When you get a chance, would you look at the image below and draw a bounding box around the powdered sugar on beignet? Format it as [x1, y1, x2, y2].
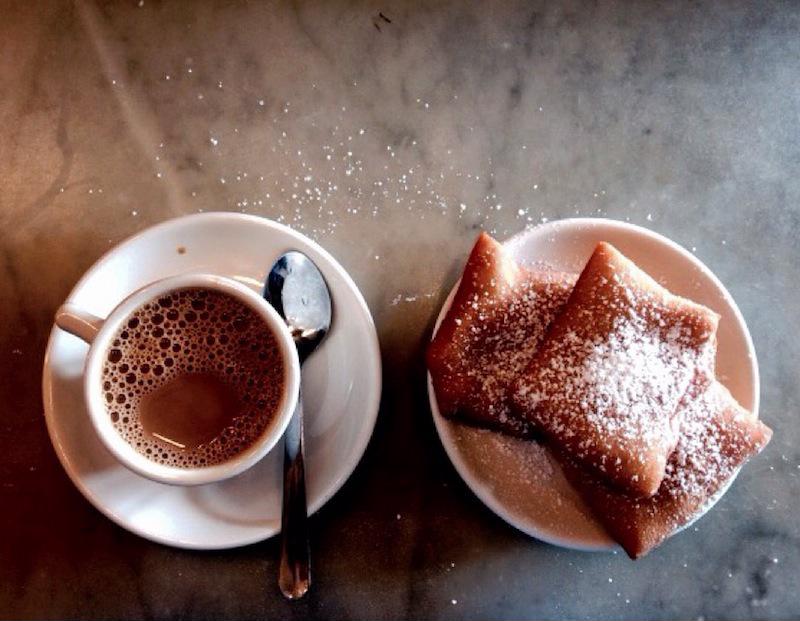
[560, 380, 771, 558]
[513, 242, 720, 497]
[427, 233, 576, 436]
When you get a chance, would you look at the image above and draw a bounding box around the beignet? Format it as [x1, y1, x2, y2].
[560, 381, 772, 558]
[427, 233, 575, 437]
[513, 242, 720, 497]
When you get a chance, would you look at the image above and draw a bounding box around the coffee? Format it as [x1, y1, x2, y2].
[101, 288, 285, 468]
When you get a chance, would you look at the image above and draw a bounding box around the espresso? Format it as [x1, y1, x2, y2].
[102, 288, 285, 468]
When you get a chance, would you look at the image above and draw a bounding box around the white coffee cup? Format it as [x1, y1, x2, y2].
[55, 273, 300, 486]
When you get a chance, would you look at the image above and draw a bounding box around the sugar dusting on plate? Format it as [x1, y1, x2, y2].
[447, 422, 611, 546]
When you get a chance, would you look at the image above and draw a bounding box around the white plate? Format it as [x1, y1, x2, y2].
[42, 212, 381, 549]
[429, 218, 759, 551]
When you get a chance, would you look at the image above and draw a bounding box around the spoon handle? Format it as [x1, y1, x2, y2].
[278, 396, 310, 600]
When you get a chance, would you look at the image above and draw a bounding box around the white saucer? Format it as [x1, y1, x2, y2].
[429, 218, 759, 551]
[42, 212, 381, 549]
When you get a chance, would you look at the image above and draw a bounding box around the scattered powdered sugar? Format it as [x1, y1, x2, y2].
[390, 292, 435, 306]
[481, 427, 554, 479]
[450, 423, 609, 543]
[161, 88, 599, 237]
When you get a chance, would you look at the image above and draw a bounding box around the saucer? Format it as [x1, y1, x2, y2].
[428, 218, 759, 551]
[42, 212, 381, 549]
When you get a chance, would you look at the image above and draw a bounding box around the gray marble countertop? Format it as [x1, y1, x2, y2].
[2, 2, 798, 619]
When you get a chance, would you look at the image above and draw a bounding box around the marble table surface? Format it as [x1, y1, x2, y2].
[2, 1, 798, 619]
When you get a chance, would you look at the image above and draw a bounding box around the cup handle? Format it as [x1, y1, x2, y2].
[55, 304, 105, 344]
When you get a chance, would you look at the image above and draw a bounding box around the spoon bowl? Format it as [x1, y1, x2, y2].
[266, 252, 332, 362]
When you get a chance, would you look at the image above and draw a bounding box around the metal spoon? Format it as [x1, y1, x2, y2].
[264, 251, 332, 600]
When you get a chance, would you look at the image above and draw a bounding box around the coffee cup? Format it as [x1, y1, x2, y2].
[55, 273, 300, 486]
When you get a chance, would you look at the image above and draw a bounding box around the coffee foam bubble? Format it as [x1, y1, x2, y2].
[102, 288, 285, 468]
